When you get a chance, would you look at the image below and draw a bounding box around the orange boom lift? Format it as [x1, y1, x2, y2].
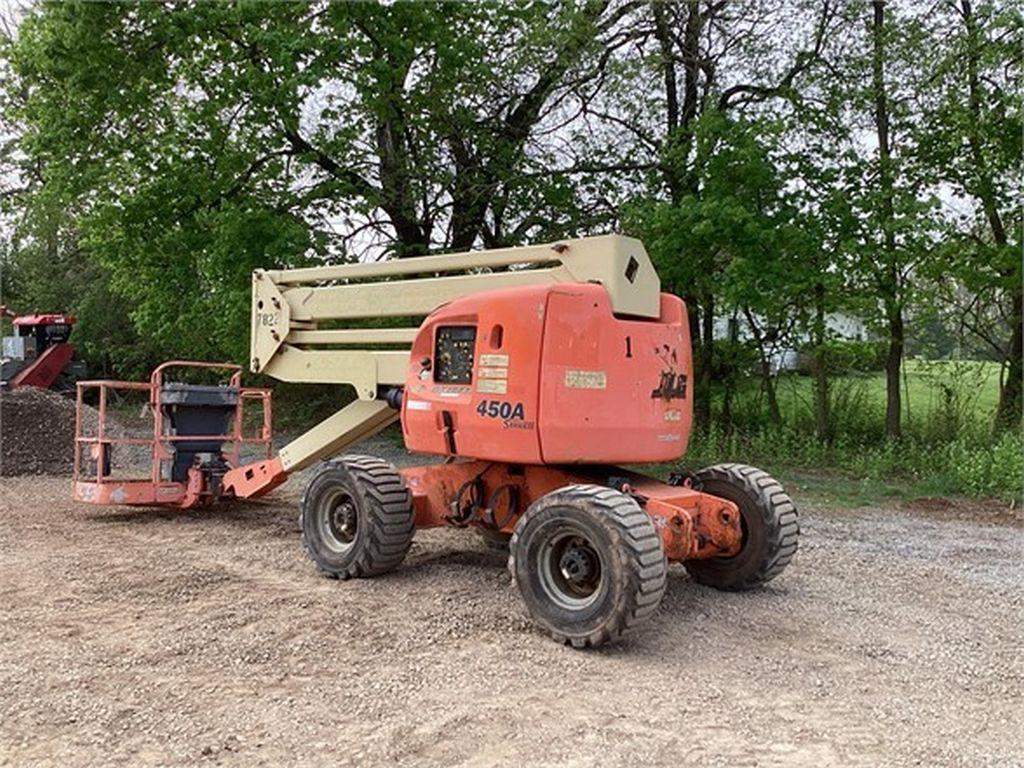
[73, 235, 798, 647]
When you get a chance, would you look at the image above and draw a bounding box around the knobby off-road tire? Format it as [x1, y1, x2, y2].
[509, 484, 667, 649]
[684, 463, 798, 590]
[299, 455, 415, 580]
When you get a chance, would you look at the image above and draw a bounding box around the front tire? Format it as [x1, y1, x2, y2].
[684, 463, 798, 590]
[509, 485, 667, 648]
[299, 455, 415, 579]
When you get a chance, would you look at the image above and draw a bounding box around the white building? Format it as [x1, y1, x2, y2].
[712, 311, 872, 373]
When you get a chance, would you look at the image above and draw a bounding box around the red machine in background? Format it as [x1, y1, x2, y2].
[0, 305, 82, 390]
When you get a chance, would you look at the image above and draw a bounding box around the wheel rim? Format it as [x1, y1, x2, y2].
[537, 530, 603, 610]
[320, 490, 358, 553]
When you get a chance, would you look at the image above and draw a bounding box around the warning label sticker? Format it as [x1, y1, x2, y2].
[479, 353, 509, 367]
[478, 367, 508, 379]
[564, 370, 607, 389]
[477, 379, 508, 394]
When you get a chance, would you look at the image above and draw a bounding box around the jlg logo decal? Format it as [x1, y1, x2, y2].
[475, 400, 535, 430]
[651, 371, 687, 399]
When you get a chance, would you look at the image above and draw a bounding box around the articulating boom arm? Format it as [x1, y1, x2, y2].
[242, 234, 661, 478]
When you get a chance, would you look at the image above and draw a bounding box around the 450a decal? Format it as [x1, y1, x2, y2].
[473, 399, 532, 430]
[476, 400, 525, 420]
[475, 399, 535, 430]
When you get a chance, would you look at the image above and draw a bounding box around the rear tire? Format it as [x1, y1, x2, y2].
[299, 455, 414, 579]
[509, 485, 667, 648]
[684, 463, 798, 590]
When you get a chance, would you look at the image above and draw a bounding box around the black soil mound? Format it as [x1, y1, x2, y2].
[0, 387, 92, 476]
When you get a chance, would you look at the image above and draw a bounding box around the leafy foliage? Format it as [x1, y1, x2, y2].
[2, 1, 614, 364]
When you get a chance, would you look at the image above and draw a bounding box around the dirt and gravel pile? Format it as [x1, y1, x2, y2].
[0, 387, 89, 476]
[1, 387, 158, 477]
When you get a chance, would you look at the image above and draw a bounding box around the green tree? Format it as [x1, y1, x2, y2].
[633, 113, 811, 426]
[913, 0, 1022, 430]
[4, 1, 618, 369]
[597, 0, 838, 428]
[811, 0, 937, 440]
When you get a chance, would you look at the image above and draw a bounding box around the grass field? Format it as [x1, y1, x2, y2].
[685, 360, 1021, 506]
[717, 359, 1002, 438]
[776, 358, 1001, 420]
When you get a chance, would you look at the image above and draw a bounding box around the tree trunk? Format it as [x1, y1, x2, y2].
[762, 362, 781, 425]
[372, 50, 430, 257]
[884, 299, 904, 438]
[813, 282, 831, 441]
[685, 296, 703, 417]
[742, 307, 781, 424]
[653, 0, 702, 202]
[686, 298, 700, 360]
[996, 291, 1023, 429]
[720, 312, 741, 432]
[813, 342, 830, 441]
[695, 294, 714, 431]
[721, 365, 734, 434]
[872, 0, 902, 438]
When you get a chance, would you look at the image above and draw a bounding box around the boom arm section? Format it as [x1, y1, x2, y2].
[231, 234, 662, 498]
[251, 234, 660, 398]
[222, 400, 398, 499]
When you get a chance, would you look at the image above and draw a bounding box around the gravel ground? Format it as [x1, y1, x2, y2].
[1, 437, 1022, 767]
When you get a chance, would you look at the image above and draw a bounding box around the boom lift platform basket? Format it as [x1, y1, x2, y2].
[73, 362, 272, 508]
